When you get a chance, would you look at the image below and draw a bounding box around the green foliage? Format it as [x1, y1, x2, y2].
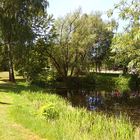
[93, 73, 117, 91]
[22, 39, 49, 83]
[90, 73, 133, 92]
[63, 76, 95, 89]
[46, 10, 114, 78]
[50, 73, 140, 92]
[115, 76, 131, 92]
[0, 0, 50, 82]
[14, 15, 55, 83]
[129, 74, 140, 91]
[0, 45, 8, 71]
[109, 0, 140, 72]
[38, 103, 60, 119]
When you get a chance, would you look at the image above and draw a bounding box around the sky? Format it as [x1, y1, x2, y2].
[47, 0, 118, 19]
[47, 0, 124, 32]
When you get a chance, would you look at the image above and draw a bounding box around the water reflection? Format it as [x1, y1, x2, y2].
[55, 89, 140, 124]
[86, 94, 103, 110]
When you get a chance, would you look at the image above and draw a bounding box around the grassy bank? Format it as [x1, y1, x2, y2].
[5, 83, 138, 140]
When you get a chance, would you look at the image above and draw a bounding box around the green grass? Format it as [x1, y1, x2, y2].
[0, 92, 42, 140]
[5, 83, 138, 140]
[0, 72, 139, 139]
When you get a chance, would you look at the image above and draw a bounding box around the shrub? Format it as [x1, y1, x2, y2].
[115, 76, 130, 93]
[38, 103, 59, 119]
[31, 80, 46, 88]
[64, 76, 95, 89]
[93, 73, 116, 91]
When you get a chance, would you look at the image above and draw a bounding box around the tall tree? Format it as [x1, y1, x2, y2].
[13, 14, 55, 82]
[89, 18, 114, 72]
[46, 10, 114, 79]
[0, 0, 49, 82]
[109, 0, 140, 73]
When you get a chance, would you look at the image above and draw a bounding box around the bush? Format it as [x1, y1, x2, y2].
[63, 76, 95, 89]
[31, 80, 46, 88]
[38, 103, 59, 119]
[129, 74, 140, 91]
[115, 76, 130, 93]
[93, 73, 117, 91]
[89, 73, 132, 92]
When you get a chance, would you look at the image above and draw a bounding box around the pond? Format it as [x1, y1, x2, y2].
[55, 89, 140, 125]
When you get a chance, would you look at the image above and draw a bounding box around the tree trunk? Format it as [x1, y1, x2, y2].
[7, 44, 15, 82]
[98, 62, 101, 73]
[123, 66, 128, 75]
[95, 62, 98, 72]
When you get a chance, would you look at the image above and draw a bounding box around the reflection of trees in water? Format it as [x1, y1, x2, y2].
[56, 88, 140, 124]
[56, 89, 140, 109]
[57, 86, 140, 123]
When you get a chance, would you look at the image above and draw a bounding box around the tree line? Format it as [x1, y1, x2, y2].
[0, 0, 139, 83]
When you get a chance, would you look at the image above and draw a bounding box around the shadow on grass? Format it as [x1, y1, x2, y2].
[0, 101, 12, 105]
[0, 79, 44, 94]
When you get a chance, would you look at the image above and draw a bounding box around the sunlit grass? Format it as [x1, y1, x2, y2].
[0, 71, 139, 139]
[9, 87, 138, 140]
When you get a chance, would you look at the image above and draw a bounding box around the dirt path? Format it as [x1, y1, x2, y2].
[0, 93, 44, 140]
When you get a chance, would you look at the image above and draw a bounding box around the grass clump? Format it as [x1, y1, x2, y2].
[38, 103, 60, 119]
[9, 85, 137, 140]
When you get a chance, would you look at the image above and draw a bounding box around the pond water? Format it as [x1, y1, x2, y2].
[55, 89, 140, 125]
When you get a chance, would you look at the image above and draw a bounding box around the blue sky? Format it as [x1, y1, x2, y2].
[47, 0, 118, 19]
[47, 0, 126, 32]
